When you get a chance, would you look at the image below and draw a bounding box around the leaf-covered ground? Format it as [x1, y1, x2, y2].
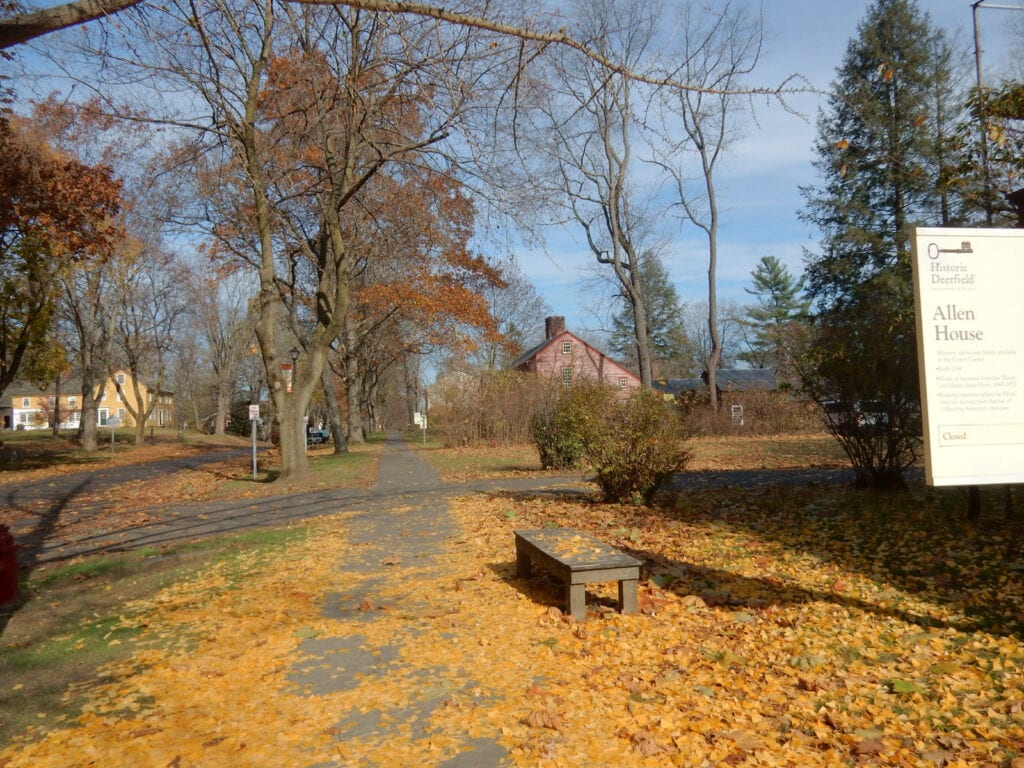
[2, 475, 1023, 766]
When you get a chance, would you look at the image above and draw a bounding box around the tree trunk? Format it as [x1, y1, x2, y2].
[276, 400, 308, 479]
[321, 363, 348, 454]
[629, 279, 653, 388]
[215, 389, 231, 435]
[51, 374, 62, 437]
[346, 366, 365, 444]
[77, 369, 105, 452]
[704, 151, 722, 411]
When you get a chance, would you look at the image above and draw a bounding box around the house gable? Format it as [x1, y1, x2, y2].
[512, 317, 641, 392]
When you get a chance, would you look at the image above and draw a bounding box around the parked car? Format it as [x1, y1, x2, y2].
[306, 428, 331, 445]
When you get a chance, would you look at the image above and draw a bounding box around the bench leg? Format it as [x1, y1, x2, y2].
[619, 579, 638, 615]
[567, 583, 586, 620]
[515, 547, 532, 578]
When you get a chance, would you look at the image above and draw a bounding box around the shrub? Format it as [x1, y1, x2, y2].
[530, 384, 607, 470]
[538, 384, 690, 504]
[530, 412, 582, 469]
[584, 388, 690, 504]
[431, 370, 561, 447]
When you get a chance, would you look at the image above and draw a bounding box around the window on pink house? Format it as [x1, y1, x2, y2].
[561, 367, 572, 387]
[561, 340, 571, 354]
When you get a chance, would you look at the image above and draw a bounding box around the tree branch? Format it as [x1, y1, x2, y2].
[289, 0, 790, 95]
[0, 0, 142, 49]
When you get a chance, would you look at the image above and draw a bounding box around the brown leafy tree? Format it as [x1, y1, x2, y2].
[0, 111, 122, 405]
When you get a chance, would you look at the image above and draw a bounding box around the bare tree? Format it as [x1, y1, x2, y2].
[681, 298, 743, 376]
[113, 247, 190, 444]
[652, 0, 764, 409]
[190, 271, 257, 435]
[67, 0, 509, 477]
[471, 255, 550, 370]
[0, 0, 142, 49]
[533, 0, 663, 387]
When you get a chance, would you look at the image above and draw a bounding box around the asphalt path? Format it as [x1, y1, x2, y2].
[0, 436, 872, 568]
[2, 438, 593, 567]
[1, 447, 252, 508]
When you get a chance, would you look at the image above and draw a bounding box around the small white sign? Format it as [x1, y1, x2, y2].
[249, 404, 260, 420]
[107, 417, 120, 428]
[911, 227, 1024, 486]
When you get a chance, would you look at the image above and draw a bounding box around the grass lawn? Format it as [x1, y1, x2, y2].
[0, 527, 307, 746]
[413, 431, 851, 480]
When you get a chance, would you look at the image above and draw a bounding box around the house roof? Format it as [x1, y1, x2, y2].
[715, 369, 777, 391]
[510, 336, 559, 370]
[653, 378, 705, 395]
[655, 369, 777, 395]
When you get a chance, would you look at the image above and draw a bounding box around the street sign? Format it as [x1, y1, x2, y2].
[249, 404, 260, 420]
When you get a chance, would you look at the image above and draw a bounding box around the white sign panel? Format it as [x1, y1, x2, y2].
[249, 404, 260, 420]
[911, 227, 1024, 486]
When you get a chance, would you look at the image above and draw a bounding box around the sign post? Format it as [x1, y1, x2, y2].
[249, 404, 260, 479]
[911, 227, 1024, 486]
[107, 416, 120, 461]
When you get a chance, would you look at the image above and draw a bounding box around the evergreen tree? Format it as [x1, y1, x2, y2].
[737, 255, 810, 378]
[798, 0, 957, 488]
[608, 250, 693, 378]
[801, 0, 957, 302]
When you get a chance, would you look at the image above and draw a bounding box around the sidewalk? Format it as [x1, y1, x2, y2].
[288, 435, 510, 766]
[5, 437, 589, 566]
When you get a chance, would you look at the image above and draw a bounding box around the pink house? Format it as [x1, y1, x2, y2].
[511, 316, 642, 393]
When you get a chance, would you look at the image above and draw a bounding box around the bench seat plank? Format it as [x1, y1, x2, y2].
[514, 528, 641, 620]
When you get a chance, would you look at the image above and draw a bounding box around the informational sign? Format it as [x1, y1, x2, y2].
[248, 404, 260, 420]
[911, 227, 1024, 486]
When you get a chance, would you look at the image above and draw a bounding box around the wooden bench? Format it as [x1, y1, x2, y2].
[514, 528, 641, 620]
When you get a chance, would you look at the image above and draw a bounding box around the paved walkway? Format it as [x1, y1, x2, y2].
[4, 437, 590, 566]
[289, 436, 511, 766]
[3, 435, 587, 766]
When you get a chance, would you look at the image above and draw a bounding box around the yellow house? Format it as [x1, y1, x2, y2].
[1, 371, 175, 431]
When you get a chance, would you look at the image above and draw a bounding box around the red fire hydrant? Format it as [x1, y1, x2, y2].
[0, 524, 19, 606]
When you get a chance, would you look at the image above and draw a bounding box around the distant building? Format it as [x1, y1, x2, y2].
[511, 316, 641, 394]
[1, 371, 175, 431]
[656, 369, 778, 401]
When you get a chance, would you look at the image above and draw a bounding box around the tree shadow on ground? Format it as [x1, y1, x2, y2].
[1, 478, 92, 635]
[491, 550, 980, 635]
[489, 481, 1024, 638]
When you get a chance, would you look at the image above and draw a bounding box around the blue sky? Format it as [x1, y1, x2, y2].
[6, 1, 1019, 343]
[516, 0, 1023, 338]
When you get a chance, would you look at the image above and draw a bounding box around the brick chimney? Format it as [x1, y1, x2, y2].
[545, 316, 566, 339]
